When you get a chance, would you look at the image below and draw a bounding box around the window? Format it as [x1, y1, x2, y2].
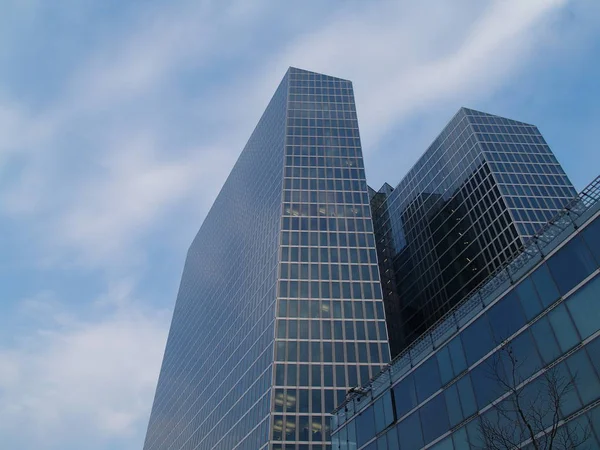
[393, 375, 417, 418]
[516, 277, 542, 321]
[355, 406, 376, 448]
[445, 383, 463, 427]
[374, 392, 394, 434]
[420, 393, 450, 444]
[547, 235, 596, 295]
[488, 291, 525, 341]
[548, 304, 580, 353]
[461, 315, 494, 366]
[565, 274, 600, 340]
[582, 216, 600, 264]
[531, 263, 559, 308]
[414, 356, 442, 402]
[396, 411, 423, 450]
[566, 349, 600, 406]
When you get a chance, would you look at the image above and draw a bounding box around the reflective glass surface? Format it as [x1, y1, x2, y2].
[143, 67, 389, 450]
[332, 208, 600, 450]
[371, 108, 577, 356]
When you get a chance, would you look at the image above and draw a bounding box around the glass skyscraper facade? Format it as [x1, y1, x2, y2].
[332, 175, 600, 450]
[142, 67, 389, 450]
[370, 108, 577, 357]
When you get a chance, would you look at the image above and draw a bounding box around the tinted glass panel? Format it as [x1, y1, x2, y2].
[547, 235, 596, 295]
[355, 406, 375, 448]
[420, 393, 450, 445]
[566, 349, 600, 406]
[565, 274, 600, 340]
[516, 277, 542, 321]
[414, 356, 442, 402]
[531, 263, 559, 307]
[396, 412, 423, 450]
[444, 383, 463, 427]
[488, 291, 525, 341]
[456, 374, 477, 418]
[461, 315, 494, 366]
[548, 304, 580, 353]
[393, 375, 417, 418]
[531, 316, 561, 365]
[582, 216, 600, 264]
[448, 336, 467, 376]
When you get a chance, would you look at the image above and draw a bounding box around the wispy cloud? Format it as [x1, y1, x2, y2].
[0, 284, 170, 450]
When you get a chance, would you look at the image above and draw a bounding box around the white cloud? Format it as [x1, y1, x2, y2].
[0, 286, 170, 450]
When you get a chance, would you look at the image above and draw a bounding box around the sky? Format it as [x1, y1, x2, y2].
[0, 0, 599, 449]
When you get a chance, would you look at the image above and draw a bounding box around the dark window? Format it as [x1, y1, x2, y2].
[531, 316, 562, 365]
[582, 216, 600, 264]
[566, 349, 600, 406]
[565, 274, 600, 340]
[395, 411, 423, 450]
[374, 392, 394, 434]
[516, 277, 542, 321]
[471, 361, 501, 409]
[531, 263, 560, 308]
[414, 356, 442, 402]
[355, 406, 376, 448]
[420, 393, 450, 444]
[488, 291, 525, 342]
[547, 235, 596, 295]
[587, 335, 600, 377]
[444, 383, 463, 427]
[548, 303, 580, 353]
[393, 375, 417, 418]
[461, 315, 494, 366]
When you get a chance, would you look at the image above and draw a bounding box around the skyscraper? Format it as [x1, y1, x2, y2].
[370, 108, 577, 357]
[142, 67, 390, 450]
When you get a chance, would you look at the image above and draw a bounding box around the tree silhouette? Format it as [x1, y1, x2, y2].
[476, 342, 591, 449]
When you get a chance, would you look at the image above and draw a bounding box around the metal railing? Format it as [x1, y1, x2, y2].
[332, 174, 600, 424]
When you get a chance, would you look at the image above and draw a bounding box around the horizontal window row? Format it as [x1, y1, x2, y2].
[476, 132, 545, 145]
[283, 177, 367, 192]
[286, 126, 359, 138]
[287, 107, 356, 121]
[286, 118, 357, 129]
[282, 216, 373, 233]
[275, 340, 385, 365]
[272, 413, 331, 442]
[280, 246, 377, 264]
[286, 135, 361, 147]
[277, 299, 385, 320]
[283, 204, 370, 219]
[285, 156, 363, 169]
[278, 280, 382, 300]
[276, 319, 387, 342]
[280, 262, 378, 283]
[280, 231, 375, 249]
[284, 166, 364, 180]
[274, 365, 381, 393]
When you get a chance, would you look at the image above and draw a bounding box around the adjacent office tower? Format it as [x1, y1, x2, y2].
[142, 68, 390, 450]
[371, 107, 577, 357]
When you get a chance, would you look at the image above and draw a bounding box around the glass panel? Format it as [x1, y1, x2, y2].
[414, 355, 442, 402]
[566, 348, 600, 406]
[547, 235, 596, 295]
[531, 263, 560, 308]
[355, 406, 376, 448]
[516, 277, 542, 321]
[456, 374, 477, 418]
[581, 215, 600, 264]
[385, 426, 399, 450]
[448, 336, 467, 376]
[488, 291, 525, 342]
[420, 393, 450, 445]
[471, 361, 501, 409]
[461, 315, 494, 366]
[430, 435, 454, 450]
[393, 375, 417, 418]
[445, 383, 463, 427]
[452, 426, 469, 449]
[548, 303, 580, 353]
[565, 274, 600, 340]
[531, 316, 561, 365]
[509, 329, 541, 381]
[437, 346, 454, 385]
[396, 411, 423, 450]
[586, 335, 600, 377]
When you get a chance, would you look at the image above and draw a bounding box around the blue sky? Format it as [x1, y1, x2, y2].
[0, 1, 599, 449]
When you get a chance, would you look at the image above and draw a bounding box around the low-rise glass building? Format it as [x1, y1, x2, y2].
[331, 175, 600, 449]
